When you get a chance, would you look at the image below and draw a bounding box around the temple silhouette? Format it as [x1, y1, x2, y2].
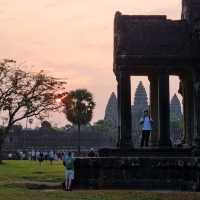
[104, 81, 183, 146]
[75, 0, 200, 190]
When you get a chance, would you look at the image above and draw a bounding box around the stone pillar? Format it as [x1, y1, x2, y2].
[116, 78, 121, 147]
[180, 75, 194, 146]
[158, 73, 171, 147]
[118, 71, 133, 149]
[193, 71, 200, 155]
[178, 78, 186, 144]
[149, 75, 159, 146]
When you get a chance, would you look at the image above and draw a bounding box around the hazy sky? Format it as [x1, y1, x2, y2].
[0, 0, 182, 126]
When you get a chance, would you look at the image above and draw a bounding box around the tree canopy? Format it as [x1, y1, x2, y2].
[63, 89, 95, 126]
[0, 59, 67, 133]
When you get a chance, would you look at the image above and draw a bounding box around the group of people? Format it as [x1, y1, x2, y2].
[30, 150, 66, 165]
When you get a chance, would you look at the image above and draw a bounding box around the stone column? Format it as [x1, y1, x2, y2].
[116, 78, 121, 147]
[158, 73, 171, 147]
[193, 71, 200, 155]
[178, 78, 186, 144]
[118, 71, 133, 149]
[149, 75, 159, 146]
[180, 75, 194, 146]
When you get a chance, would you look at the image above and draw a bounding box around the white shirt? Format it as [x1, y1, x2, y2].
[49, 151, 54, 158]
[140, 116, 153, 131]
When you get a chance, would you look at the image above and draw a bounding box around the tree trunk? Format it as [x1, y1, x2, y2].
[0, 135, 3, 163]
[0, 126, 11, 162]
[78, 123, 81, 155]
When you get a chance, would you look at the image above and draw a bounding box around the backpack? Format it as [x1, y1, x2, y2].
[65, 158, 74, 170]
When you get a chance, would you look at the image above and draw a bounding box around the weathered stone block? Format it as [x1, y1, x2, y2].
[74, 157, 200, 191]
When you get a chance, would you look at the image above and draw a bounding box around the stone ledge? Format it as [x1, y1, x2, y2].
[74, 157, 200, 191]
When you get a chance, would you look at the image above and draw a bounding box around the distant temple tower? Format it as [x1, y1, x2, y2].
[170, 94, 183, 122]
[132, 81, 148, 110]
[104, 92, 118, 128]
[132, 81, 149, 145]
[170, 94, 183, 145]
[104, 82, 148, 145]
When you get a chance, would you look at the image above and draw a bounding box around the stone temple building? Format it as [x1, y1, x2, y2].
[76, 0, 200, 190]
[105, 82, 183, 146]
[113, 0, 200, 150]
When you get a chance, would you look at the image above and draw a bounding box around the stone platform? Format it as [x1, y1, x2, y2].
[98, 147, 193, 157]
[74, 148, 200, 191]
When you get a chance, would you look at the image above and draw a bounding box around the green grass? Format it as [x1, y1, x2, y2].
[0, 160, 64, 182]
[0, 186, 158, 200]
[0, 161, 200, 200]
[0, 186, 200, 200]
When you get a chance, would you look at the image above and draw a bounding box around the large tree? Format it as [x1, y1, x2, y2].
[0, 59, 67, 158]
[63, 89, 95, 154]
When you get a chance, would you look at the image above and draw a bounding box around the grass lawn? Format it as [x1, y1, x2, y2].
[0, 160, 64, 182]
[1, 160, 200, 200]
[0, 186, 200, 200]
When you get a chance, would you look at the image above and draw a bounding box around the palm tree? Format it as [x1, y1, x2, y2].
[63, 89, 95, 155]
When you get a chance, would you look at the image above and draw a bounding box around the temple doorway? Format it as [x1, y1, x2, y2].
[131, 77, 150, 147]
[130, 76, 186, 147]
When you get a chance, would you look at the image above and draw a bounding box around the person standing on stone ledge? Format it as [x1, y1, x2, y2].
[139, 110, 153, 147]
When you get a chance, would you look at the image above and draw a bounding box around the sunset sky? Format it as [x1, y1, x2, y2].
[0, 0, 182, 127]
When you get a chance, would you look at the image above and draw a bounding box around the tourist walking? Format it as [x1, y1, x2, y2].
[63, 152, 75, 191]
[38, 151, 44, 166]
[49, 150, 54, 165]
[139, 110, 153, 147]
[31, 149, 36, 160]
[36, 150, 40, 160]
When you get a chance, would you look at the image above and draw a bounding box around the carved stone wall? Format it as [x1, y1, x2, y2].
[74, 157, 200, 191]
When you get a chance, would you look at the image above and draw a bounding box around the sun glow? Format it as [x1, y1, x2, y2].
[56, 98, 62, 104]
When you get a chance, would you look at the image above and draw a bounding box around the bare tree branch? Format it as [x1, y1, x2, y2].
[0, 60, 67, 135]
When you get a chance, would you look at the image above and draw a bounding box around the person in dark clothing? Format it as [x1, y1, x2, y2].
[38, 152, 44, 166]
[139, 110, 153, 147]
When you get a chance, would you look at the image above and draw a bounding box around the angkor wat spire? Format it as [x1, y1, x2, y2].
[131, 81, 149, 146]
[104, 92, 118, 128]
[170, 94, 182, 121]
[133, 81, 148, 109]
